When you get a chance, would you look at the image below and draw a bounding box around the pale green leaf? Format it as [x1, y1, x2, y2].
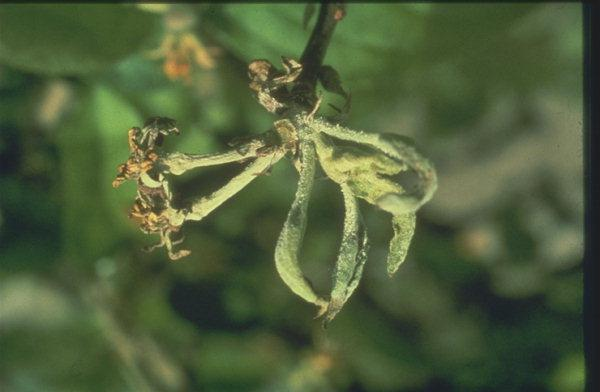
[274, 139, 328, 314]
[387, 213, 416, 276]
[324, 183, 369, 325]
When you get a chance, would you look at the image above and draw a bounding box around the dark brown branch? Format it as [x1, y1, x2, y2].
[293, 3, 346, 109]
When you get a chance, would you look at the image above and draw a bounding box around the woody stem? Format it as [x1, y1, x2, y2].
[293, 3, 346, 110]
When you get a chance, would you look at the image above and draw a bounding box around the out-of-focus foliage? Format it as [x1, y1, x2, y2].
[0, 3, 583, 392]
[0, 5, 160, 76]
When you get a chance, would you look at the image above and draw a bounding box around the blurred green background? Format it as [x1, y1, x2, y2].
[0, 4, 584, 392]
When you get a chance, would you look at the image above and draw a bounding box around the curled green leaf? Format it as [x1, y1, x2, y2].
[274, 139, 328, 314]
[311, 131, 408, 209]
[303, 116, 437, 214]
[324, 183, 369, 325]
[387, 213, 416, 277]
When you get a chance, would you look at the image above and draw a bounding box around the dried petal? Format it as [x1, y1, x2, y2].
[248, 58, 303, 112]
[140, 116, 179, 149]
[248, 59, 275, 83]
[113, 119, 190, 259]
[255, 90, 285, 113]
[274, 57, 302, 84]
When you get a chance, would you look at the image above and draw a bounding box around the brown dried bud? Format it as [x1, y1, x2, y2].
[248, 59, 275, 83]
[274, 57, 302, 84]
[334, 6, 346, 21]
[247, 58, 303, 113]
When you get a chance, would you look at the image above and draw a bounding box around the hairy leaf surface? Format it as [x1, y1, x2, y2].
[274, 139, 328, 314]
[387, 213, 416, 276]
[325, 183, 369, 325]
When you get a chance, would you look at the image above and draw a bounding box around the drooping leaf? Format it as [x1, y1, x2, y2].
[324, 183, 369, 325]
[0, 5, 160, 76]
[387, 213, 416, 276]
[274, 139, 328, 314]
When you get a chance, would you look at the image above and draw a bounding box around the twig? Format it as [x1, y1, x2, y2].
[293, 3, 346, 109]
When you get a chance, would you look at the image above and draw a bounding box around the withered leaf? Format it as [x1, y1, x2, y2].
[247, 58, 302, 113]
[248, 59, 275, 83]
[274, 56, 302, 84]
[256, 90, 285, 113]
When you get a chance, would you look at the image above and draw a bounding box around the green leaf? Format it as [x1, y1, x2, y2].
[209, 5, 307, 62]
[58, 84, 143, 264]
[192, 331, 292, 389]
[91, 84, 144, 223]
[324, 183, 369, 325]
[210, 4, 428, 92]
[274, 139, 328, 314]
[387, 213, 416, 276]
[59, 99, 114, 263]
[302, 4, 317, 30]
[309, 117, 438, 215]
[326, 300, 430, 391]
[0, 5, 160, 76]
